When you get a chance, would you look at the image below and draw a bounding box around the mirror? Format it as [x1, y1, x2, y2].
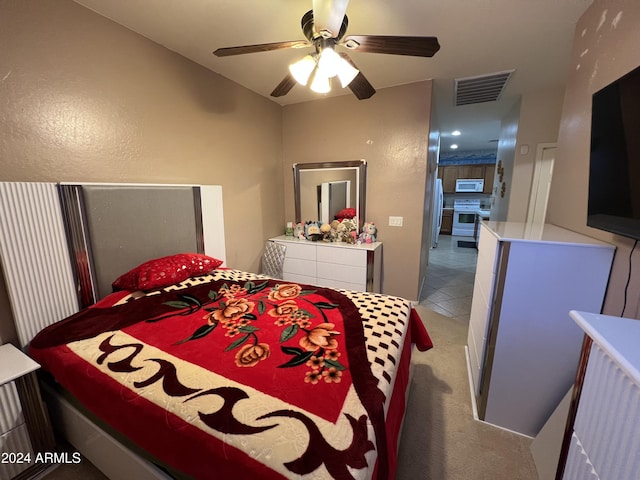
[293, 160, 367, 230]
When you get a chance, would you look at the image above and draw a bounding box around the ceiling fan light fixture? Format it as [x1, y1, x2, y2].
[317, 47, 342, 77]
[289, 54, 316, 86]
[336, 58, 359, 87]
[310, 69, 331, 94]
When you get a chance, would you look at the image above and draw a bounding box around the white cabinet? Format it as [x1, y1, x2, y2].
[0, 382, 33, 480]
[271, 236, 382, 292]
[466, 222, 615, 437]
[559, 311, 640, 480]
[0, 344, 55, 479]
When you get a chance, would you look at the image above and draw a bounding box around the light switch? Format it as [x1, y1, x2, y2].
[389, 216, 404, 227]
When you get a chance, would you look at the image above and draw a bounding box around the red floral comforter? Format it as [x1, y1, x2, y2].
[30, 269, 432, 479]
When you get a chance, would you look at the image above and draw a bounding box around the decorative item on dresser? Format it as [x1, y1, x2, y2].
[556, 311, 640, 480]
[270, 235, 382, 292]
[467, 222, 615, 437]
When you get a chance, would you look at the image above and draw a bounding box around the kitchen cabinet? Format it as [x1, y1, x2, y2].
[483, 165, 495, 194]
[467, 222, 615, 437]
[438, 164, 495, 193]
[457, 165, 484, 179]
[439, 166, 458, 193]
[558, 311, 640, 480]
[441, 209, 453, 235]
[271, 236, 382, 292]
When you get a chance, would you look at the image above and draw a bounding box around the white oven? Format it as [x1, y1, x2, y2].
[456, 178, 484, 193]
[453, 199, 481, 236]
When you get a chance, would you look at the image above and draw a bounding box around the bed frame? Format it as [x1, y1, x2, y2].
[0, 182, 226, 479]
[0, 181, 415, 480]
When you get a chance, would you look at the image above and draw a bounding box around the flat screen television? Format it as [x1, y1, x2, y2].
[588, 64, 640, 240]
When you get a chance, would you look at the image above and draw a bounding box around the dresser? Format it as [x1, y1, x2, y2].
[270, 236, 382, 292]
[466, 222, 615, 437]
[558, 311, 640, 480]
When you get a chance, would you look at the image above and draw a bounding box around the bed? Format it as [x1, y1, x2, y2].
[0, 182, 432, 480]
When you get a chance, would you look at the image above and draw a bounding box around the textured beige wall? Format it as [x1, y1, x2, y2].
[547, 0, 640, 317]
[282, 82, 433, 300]
[0, 0, 284, 342]
[489, 86, 565, 223]
[491, 99, 520, 221]
[0, 0, 284, 267]
[418, 115, 441, 295]
[506, 86, 565, 222]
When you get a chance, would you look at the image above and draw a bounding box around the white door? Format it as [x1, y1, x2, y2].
[527, 144, 556, 225]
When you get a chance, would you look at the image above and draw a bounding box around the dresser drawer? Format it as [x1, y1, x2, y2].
[0, 423, 34, 479]
[283, 257, 316, 277]
[282, 272, 317, 286]
[477, 225, 499, 274]
[280, 241, 316, 261]
[317, 262, 366, 285]
[316, 244, 366, 266]
[316, 277, 364, 291]
[0, 382, 24, 434]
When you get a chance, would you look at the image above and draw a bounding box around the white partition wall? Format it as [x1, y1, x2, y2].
[0, 182, 77, 479]
[200, 185, 227, 266]
[0, 182, 79, 348]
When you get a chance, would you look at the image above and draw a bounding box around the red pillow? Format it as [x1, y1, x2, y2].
[335, 207, 357, 220]
[112, 253, 223, 291]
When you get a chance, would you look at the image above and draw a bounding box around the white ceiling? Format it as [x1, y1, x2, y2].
[74, 0, 592, 152]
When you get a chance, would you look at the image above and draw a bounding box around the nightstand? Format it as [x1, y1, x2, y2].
[0, 344, 55, 479]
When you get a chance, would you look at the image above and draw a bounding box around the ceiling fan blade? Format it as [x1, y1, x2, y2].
[348, 73, 376, 100]
[342, 35, 440, 57]
[312, 0, 349, 38]
[271, 73, 297, 98]
[214, 40, 308, 57]
[339, 53, 375, 100]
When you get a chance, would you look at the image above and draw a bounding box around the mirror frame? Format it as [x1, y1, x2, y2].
[293, 160, 367, 230]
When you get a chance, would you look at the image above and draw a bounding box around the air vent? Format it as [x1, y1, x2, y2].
[454, 70, 514, 106]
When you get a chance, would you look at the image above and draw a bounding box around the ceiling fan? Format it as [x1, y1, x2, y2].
[213, 0, 440, 100]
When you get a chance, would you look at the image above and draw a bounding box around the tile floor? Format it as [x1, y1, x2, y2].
[419, 234, 478, 322]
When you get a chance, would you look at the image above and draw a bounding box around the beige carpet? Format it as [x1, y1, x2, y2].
[395, 305, 539, 479]
[42, 305, 539, 480]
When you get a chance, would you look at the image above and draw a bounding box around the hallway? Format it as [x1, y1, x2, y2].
[420, 235, 478, 322]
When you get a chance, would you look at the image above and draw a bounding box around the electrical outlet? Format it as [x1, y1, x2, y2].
[388, 216, 404, 227]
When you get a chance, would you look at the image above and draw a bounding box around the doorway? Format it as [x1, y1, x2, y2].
[527, 143, 556, 225]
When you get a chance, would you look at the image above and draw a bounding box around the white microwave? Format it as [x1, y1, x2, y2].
[455, 178, 484, 193]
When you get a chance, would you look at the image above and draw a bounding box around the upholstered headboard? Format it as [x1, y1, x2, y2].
[0, 182, 226, 348]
